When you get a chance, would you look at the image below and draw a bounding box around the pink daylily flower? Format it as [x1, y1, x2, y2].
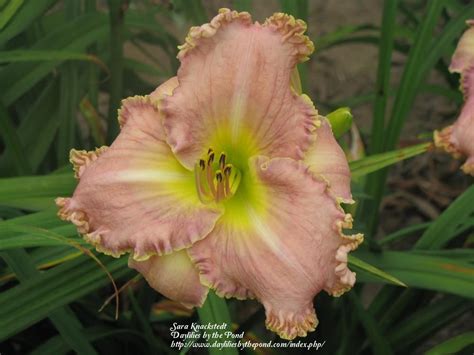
[56, 9, 363, 340]
[435, 20, 474, 176]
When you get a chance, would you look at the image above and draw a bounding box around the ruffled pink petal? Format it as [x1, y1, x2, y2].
[451, 91, 474, 175]
[449, 20, 474, 76]
[149, 76, 178, 103]
[161, 9, 317, 170]
[188, 156, 363, 340]
[305, 117, 353, 202]
[129, 250, 208, 308]
[435, 22, 474, 176]
[56, 79, 223, 259]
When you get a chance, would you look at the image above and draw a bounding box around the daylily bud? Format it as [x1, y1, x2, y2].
[327, 107, 353, 138]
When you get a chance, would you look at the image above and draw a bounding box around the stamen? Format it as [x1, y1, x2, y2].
[219, 153, 226, 169]
[206, 163, 216, 196]
[195, 162, 212, 203]
[224, 164, 232, 196]
[195, 148, 241, 203]
[207, 152, 215, 165]
[215, 171, 224, 202]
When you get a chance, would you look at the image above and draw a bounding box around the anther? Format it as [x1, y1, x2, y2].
[216, 171, 223, 182]
[199, 159, 205, 170]
[224, 164, 232, 176]
[207, 152, 215, 165]
[219, 153, 226, 168]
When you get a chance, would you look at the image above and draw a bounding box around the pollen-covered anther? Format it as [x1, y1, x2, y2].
[195, 148, 241, 203]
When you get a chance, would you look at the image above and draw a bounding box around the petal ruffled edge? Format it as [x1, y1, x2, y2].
[70, 146, 109, 179]
[305, 115, 353, 204]
[263, 12, 315, 63]
[177, 8, 314, 64]
[330, 213, 364, 296]
[434, 125, 463, 159]
[57, 90, 223, 259]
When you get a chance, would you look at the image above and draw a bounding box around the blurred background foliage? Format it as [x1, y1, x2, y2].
[0, 0, 473, 354]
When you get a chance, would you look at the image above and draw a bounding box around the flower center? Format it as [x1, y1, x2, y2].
[194, 148, 241, 203]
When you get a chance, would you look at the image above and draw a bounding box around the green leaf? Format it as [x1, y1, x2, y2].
[384, 0, 445, 150]
[197, 291, 238, 355]
[0, 173, 75, 204]
[0, 102, 32, 175]
[348, 255, 406, 287]
[0, 49, 106, 67]
[425, 331, 474, 355]
[349, 142, 431, 178]
[0, 249, 98, 354]
[233, 0, 252, 12]
[0, 13, 108, 106]
[0, 0, 57, 47]
[0, 0, 24, 31]
[347, 292, 394, 355]
[31, 326, 146, 355]
[354, 250, 474, 298]
[0, 254, 132, 340]
[106, 0, 127, 142]
[369, 0, 398, 155]
[316, 24, 378, 51]
[388, 296, 471, 351]
[378, 222, 431, 246]
[0, 224, 84, 250]
[415, 185, 474, 249]
[0, 79, 60, 175]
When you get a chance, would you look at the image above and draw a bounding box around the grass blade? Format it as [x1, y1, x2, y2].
[0, 102, 31, 175]
[0, 0, 24, 31]
[0, 0, 57, 47]
[0, 254, 131, 340]
[348, 255, 406, 287]
[0, 249, 98, 354]
[197, 291, 238, 355]
[370, 0, 398, 155]
[347, 291, 394, 355]
[415, 178, 474, 250]
[349, 142, 431, 178]
[425, 331, 474, 355]
[106, 0, 127, 142]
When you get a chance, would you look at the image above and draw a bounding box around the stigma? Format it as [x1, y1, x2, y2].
[195, 148, 241, 203]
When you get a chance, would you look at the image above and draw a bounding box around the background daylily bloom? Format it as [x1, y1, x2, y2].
[434, 20, 474, 176]
[56, 8, 363, 340]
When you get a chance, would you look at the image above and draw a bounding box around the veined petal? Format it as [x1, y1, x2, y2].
[162, 8, 317, 170]
[129, 250, 208, 308]
[57, 79, 223, 259]
[188, 156, 363, 340]
[305, 116, 352, 202]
